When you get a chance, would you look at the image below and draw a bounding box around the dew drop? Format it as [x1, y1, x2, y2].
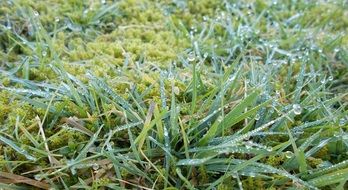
[255, 113, 260, 121]
[173, 86, 180, 95]
[34, 174, 42, 181]
[339, 118, 346, 126]
[275, 90, 280, 97]
[333, 132, 340, 138]
[92, 163, 99, 170]
[266, 146, 273, 152]
[122, 51, 128, 57]
[343, 135, 348, 140]
[42, 51, 47, 57]
[328, 76, 333, 81]
[237, 181, 243, 188]
[320, 78, 326, 84]
[33, 10, 39, 17]
[231, 172, 238, 178]
[292, 104, 302, 115]
[249, 172, 256, 177]
[187, 51, 196, 62]
[284, 151, 293, 158]
[55, 17, 60, 22]
[217, 116, 223, 123]
[164, 128, 169, 137]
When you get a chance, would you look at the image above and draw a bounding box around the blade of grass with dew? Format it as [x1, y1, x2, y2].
[169, 82, 179, 139]
[213, 90, 261, 136]
[308, 167, 348, 187]
[73, 125, 103, 161]
[134, 102, 155, 147]
[176, 168, 196, 190]
[0, 135, 36, 161]
[286, 126, 307, 173]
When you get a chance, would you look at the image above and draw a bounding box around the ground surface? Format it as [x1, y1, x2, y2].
[0, 0, 348, 189]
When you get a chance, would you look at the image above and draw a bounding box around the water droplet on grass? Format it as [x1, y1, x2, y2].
[321, 78, 326, 84]
[249, 172, 256, 177]
[122, 52, 128, 57]
[6, 23, 11, 30]
[255, 114, 260, 121]
[292, 104, 302, 115]
[92, 163, 99, 170]
[333, 132, 340, 137]
[33, 10, 39, 17]
[285, 151, 293, 158]
[328, 76, 333, 81]
[231, 172, 238, 178]
[339, 118, 346, 126]
[187, 51, 196, 62]
[42, 51, 47, 57]
[164, 128, 169, 137]
[173, 86, 180, 95]
[34, 174, 42, 181]
[55, 17, 60, 22]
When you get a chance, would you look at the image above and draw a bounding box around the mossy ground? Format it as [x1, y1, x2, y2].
[0, 0, 348, 189]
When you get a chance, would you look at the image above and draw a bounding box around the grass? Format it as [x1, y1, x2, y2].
[0, 0, 347, 189]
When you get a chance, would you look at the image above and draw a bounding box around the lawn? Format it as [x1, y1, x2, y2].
[0, 0, 347, 189]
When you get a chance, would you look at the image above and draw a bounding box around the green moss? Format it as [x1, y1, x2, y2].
[265, 155, 284, 167]
[0, 0, 347, 189]
[217, 176, 235, 190]
[91, 177, 111, 189]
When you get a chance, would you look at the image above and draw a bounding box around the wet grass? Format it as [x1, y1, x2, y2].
[0, 0, 348, 189]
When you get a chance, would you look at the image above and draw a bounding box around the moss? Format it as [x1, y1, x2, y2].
[0, 0, 347, 189]
[265, 155, 284, 167]
[315, 146, 330, 160]
[197, 165, 209, 184]
[92, 177, 111, 189]
[308, 157, 323, 168]
[1, 77, 11, 87]
[217, 176, 235, 190]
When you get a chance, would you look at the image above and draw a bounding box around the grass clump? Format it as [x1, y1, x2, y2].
[0, 0, 348, 189]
